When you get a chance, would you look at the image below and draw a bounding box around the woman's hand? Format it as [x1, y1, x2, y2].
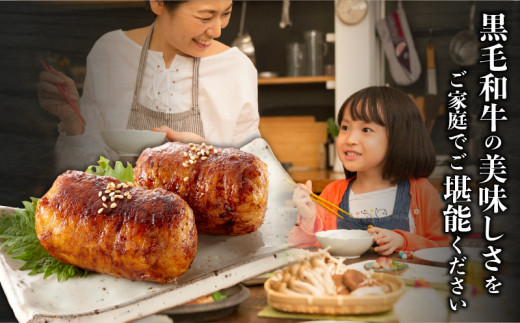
[37, 65, 83, 135]
[367, 226, 405, 256]
[292, 180, 316, 233]
[152, 126, 206, 144]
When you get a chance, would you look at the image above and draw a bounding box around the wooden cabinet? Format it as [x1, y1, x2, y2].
[259, 116, 327, 170]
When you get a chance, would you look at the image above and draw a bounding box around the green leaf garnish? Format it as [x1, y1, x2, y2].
[0, 198, 89, 281]
[0, 157, 134, 282]
[85, 156, 134, 182]
[211, 290, 228, 301]
[391, 259, 407, 269]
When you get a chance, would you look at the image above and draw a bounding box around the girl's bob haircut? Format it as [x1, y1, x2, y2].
[337, 86, 436, 183]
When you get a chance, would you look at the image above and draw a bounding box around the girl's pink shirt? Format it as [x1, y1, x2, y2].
[289, 178, 452, 251]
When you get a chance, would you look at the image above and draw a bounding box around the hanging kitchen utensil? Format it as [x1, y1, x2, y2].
[376, 1, 421, 85]
[279, 0, 292, 29]
[449, 2, 479, 66]
[424, 43, 441, 133]
[231, 2, 256, 65]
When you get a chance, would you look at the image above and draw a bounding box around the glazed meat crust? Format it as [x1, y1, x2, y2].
[134, 142, 269, 235]
[35, 170, 197, 284]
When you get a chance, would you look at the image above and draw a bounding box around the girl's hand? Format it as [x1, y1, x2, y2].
[367, 226, 405, 256]
[37, 65, 83, 135]
[152, 126, 206, 144]
[292, 180, 316, 233]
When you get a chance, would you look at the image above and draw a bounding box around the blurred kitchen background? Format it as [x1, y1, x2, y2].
[0, 0, 518, 211]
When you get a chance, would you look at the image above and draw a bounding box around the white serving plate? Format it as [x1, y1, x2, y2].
[0, 138, 307, 323]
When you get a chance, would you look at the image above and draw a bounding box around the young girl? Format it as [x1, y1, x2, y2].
[289, 86, 451, 255]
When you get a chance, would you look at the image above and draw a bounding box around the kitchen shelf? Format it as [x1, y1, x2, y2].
[258, 75, 334, 85]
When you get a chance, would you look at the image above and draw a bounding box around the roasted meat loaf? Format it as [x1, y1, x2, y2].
[134, 142, 269, 235]
[35, 170, 197, 283]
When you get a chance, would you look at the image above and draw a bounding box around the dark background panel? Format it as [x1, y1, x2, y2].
[384, 1, 519, 163]
[0, 1, 336, 207]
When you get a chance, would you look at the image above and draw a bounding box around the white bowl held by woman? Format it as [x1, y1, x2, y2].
[315, 229, 374, 258]
[101, 129, 166, 156]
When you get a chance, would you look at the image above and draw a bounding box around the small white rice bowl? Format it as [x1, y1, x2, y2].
[315, 229, 374, 258]
[101, 129, 166, 156]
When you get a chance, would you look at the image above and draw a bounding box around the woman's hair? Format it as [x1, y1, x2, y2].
[145, 1, 186, 16]
[337, 86, 436, 183]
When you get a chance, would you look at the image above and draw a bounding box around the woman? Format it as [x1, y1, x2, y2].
[37, 1, 259, 172]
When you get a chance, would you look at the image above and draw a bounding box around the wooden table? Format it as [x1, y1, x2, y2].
[209, 285, 297, 323]
[210, 250, 431, 323]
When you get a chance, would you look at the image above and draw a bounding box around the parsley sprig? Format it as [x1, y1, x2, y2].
[211, 290, 229, 301]
[0, 157, 133, 282]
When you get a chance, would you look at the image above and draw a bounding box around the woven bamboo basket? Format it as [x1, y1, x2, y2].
[264, 273, 405, 314]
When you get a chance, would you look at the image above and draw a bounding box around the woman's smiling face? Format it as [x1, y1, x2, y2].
[336, 103, 389, 178]
[153, 1, 233, 57]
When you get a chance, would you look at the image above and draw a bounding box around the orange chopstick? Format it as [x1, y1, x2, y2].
[310, 195, 345, 219]
[310, 192, 352, 219]
[285, 178, 352, 219]
[40, 60, 86, 124]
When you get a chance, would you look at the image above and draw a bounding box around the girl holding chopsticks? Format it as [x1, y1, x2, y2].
[37, 1, 259, 173]
[289, 86, 451, 255]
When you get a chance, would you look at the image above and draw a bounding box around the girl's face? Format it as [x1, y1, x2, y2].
[153, 1, 233, 57]
[336, 104, 389, 178]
